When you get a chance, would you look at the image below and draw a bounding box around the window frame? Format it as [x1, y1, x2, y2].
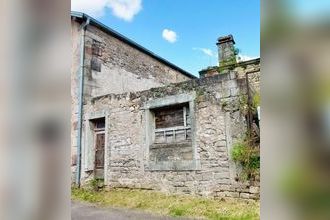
[153, 106, 191, 144]
[92, 39, 102, 57]
[143, 93, 200, 171]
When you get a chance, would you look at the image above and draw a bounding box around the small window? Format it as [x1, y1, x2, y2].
[91, 118, 105, 131]
[92, 40, 102, 56]
[91, 57, 101, 72]
[154, 105, 184, 128]
[152, 103, 191, 144]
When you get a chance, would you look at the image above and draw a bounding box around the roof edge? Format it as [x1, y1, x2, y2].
[71, 11, 197, 79]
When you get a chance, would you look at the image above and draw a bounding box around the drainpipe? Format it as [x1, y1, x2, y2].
[76, 16, 90, 187]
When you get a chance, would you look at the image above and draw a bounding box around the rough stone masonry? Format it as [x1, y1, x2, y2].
[82, 72, 259, 199]
[71, 13, 260, 200]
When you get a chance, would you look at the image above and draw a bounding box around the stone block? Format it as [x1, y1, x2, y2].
[229, 72, 237, 80]
[217, 191, 239, 198]
[201, 172, 213, 181]
[249, 186, 260, 194]
[218, 184, 231, 191]
[249, 193, 259, 199]
[225, 79, 237, 89]
[239, 193, 250, 199]
[214, 172, 230, 180]
[217, 178, 230, 184]
[230, 88, 239, 97]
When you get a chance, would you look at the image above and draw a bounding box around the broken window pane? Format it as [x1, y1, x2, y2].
[154, 105, 186, 129]
[91, 57, 101, 72]
[91, 117, 105, 130]
[152, 103, 191, 144]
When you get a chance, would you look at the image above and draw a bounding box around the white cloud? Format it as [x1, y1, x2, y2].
[162, 29, 177, 43]
[193, 48, 215, 57]
[238, 54, 258, 61]
[71, 0, 142, 21]
[71, 0, 107, 17]
[108, 0, 142, 21]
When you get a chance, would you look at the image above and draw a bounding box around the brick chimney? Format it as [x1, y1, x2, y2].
[217, 35, 236, 65]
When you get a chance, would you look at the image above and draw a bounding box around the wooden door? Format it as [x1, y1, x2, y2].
[94, 132, 105, 169]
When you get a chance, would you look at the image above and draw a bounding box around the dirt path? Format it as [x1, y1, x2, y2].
[71, 201, 194, 220]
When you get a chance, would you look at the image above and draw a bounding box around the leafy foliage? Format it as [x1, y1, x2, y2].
[88, 178, 104, 191]
[218, 46, 240, 73]
[252, 92, 260, 112]
[231, 140, 260, 181]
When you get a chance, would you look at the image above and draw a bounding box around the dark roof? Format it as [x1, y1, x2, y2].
[217, 34, 235, 45]
[71, 11, 196, 79]
[239, 57, 260, 66]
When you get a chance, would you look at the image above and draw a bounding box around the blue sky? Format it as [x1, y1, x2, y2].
[72, 0, 260, 76]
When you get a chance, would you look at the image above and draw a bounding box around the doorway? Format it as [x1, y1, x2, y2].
[91, 118, 105, 179]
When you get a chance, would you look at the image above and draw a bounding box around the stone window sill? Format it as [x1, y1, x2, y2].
[147, 160, 201, 171]
[150, 141, 192, 149]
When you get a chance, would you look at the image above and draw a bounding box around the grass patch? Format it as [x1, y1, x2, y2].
[72, 187, 259, 219]
[169, 206, 187, 217]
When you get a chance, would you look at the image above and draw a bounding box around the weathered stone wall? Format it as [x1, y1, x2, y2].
[217, 35, 236, 64]
[199, 58, 260, 94]
[81, 72, 259, 199]
[83, 24, 192, 99]
[234, 59, 260, 93]
[71, 19, 194, 181]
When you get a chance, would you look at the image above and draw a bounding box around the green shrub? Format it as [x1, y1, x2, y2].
[252, 92, 260, 112]
[231, 141, 260, 181]
[218, 47, 239, 74]
[231, 142, 246, 162]
[89, 178, 104, 191]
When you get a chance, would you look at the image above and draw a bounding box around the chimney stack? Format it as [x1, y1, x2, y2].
[217, 35, 236, 65]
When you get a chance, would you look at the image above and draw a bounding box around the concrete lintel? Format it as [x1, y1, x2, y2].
[143, 93, 196, 110]
[85, 110, 109, 120]
[85, 27, 104, 43]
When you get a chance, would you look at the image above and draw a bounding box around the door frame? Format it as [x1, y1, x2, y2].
[83, 110, 109, 183]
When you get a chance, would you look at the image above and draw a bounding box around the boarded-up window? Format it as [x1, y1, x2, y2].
[92, 40, 102, 56]
[154, 105, 184, 128]
[91, 39, 102, 72]
[91, 57, 102, 72]
[152, 103, 191, 144]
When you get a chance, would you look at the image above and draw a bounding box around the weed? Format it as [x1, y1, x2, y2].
[231, 141, 260, 181]
[72, 188, 260, 219]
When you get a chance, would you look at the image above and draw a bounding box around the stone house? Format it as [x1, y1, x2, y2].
[71, 12, 260, 199]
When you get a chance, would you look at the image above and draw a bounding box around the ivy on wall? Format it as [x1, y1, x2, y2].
[232, 91, 260, 182]
[231, 140, 260, 181]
